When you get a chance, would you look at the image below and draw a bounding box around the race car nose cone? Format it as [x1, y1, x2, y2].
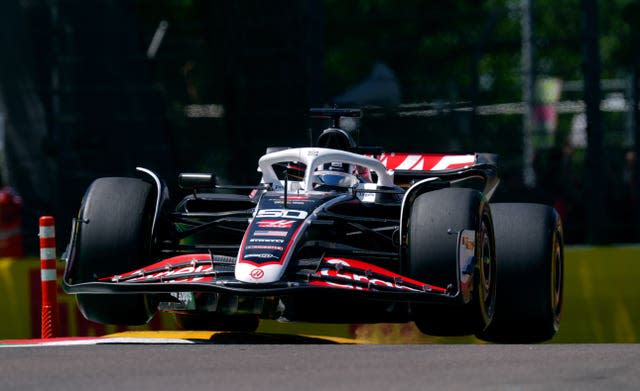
[235, 262, 284, 284]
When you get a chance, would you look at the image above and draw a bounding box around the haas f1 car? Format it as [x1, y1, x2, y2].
[62, 108, 563, 343]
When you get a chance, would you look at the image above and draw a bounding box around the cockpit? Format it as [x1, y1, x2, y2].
[310, 170, 360, 191]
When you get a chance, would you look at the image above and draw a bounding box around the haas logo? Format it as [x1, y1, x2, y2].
[256, 220, 295, 228]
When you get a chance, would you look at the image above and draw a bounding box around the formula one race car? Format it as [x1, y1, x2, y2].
[62, 108, 564, 343]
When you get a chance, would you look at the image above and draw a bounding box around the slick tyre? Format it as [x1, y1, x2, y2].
[477, 203, 563, 343]
[74, 177, 157, 325]
[407, 188, 496, 336]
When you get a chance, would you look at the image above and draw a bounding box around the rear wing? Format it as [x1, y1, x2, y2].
[380, 153, 474, 171]
[378, 152, 500, 199]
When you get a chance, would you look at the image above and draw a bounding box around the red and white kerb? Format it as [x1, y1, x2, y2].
[39, 216, 59, 339]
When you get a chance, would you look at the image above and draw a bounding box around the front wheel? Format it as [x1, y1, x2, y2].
[477, 203, 563, 343]
[406, 188, 496, 336]
[74, 177, 158, 325]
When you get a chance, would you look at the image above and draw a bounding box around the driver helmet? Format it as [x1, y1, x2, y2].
[324, 161, 351, 173]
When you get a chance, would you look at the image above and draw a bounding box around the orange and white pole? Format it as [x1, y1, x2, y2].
[39, 216, 59, 339]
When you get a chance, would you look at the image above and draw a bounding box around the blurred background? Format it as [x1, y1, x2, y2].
[1, 0, 639, 254]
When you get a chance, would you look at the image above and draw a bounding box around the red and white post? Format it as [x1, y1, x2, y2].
[39, 216, 59, 339]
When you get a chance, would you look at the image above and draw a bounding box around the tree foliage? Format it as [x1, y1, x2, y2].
[323, 0, 633, 104]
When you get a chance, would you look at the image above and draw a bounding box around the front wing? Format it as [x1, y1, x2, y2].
[63, 254, 459, 304]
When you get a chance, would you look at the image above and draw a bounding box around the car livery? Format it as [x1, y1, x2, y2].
[62, 108, 564, 343]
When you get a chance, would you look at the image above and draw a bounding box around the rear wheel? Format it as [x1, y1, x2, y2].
[406, 188, 496, 336]
[74, 177, 158, 325]
[477, 203, 563, 343]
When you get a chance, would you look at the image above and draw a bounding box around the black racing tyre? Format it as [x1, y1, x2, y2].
[407, 188, 496, 336]
[74, 177, 157, 325]
[174, 312, 259, 332]
[477, 203, 563, 343]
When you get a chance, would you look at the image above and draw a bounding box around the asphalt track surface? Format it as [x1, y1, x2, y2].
[2, 340, 639, 391]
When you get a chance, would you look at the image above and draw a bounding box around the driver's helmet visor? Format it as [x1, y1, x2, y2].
[312, 171, 359, 188]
